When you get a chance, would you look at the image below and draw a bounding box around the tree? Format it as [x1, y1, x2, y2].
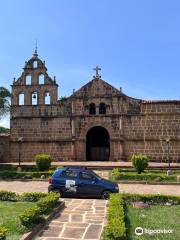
[0, 126, 10, 133]
[0, 87, 11, 119]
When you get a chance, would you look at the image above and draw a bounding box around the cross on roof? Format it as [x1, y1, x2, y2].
[93, 66, 101, 78]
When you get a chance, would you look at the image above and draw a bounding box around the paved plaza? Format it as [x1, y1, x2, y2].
[0, 180, 179, 195]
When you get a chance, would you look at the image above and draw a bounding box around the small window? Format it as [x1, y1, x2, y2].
[33, 61, 38, 68]
[89, 103, 96, 115]
[19, 92, 24, 105]
[62, 170, 78, 179]
[32, 91, 38, 105]
[25, 75, 31, 85]
[80, 172, 95, 180]
[99, 103, 106, 114]
[39, 74, 45, 84]
[45, 92, 51, 104]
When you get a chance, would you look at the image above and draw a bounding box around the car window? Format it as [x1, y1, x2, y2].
[80, 172, 95, 180]
[62, 170, 78, 179]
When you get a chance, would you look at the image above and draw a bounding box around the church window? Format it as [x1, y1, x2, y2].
[18, 92, 24, 105]
[32, 91, 38, 105]
[25, 75, 31, 85]
[45, 92, 51, 104]
[99, 102, 106, 114]
[89, 103, 96, 115]
[39, 74, 45, 84]
[33, 61, 38, 68]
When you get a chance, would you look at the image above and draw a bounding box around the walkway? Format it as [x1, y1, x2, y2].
[36, 199, 107, 240]
[0, 181, 179, 195]
[1, 161, 180, 169]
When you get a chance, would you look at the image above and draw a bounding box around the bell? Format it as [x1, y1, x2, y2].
[33, 94, 36, 99]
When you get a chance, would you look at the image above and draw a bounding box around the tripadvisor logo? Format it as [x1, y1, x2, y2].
[135, 227, 173, 236]
[135, 227, 143, 236]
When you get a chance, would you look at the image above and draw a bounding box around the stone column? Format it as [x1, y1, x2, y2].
[120, 141, 125, 160]
[71, 141, 76, 160]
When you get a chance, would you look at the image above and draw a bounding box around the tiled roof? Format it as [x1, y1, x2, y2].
[142, 100, 180, 104]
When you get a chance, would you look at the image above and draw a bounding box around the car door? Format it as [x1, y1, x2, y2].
[77, 172, 100, 198]
[58, 170, 79, 196]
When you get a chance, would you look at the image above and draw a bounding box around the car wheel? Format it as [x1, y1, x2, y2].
[101, 190, 111, 200]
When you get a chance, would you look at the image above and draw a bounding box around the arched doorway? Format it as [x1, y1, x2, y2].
[86, 126, 110, 161]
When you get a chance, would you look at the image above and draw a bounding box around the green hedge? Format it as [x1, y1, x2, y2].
[19, 192, 59, 229]
[0, 190, 48, 202]
[0, 191, 16, 201]
[19, 192, 47, 202]
[111, 168, 177, 182]
[0, 226, 7, 240]
[0, 170, 54, 179]
[122, 193, 180, 205]
[103, 194, 126, 240]
[19, 206, 44, 229]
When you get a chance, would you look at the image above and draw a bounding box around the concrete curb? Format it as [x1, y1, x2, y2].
[118, 181, 180, 185]
[20, 200, 65, 240]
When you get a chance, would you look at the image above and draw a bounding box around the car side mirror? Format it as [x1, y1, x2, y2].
[92, 178, 97, 184]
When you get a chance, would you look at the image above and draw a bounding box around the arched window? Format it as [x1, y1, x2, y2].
[32, 91, 38, 105]
[19, 92, 24, 105]
[39, 74, 45, 84]
[99, 103, 106, 114]
[33, 61, 38, 68]
[45, 92, 51, 104]
[89, 103, 96, 115]
[25, 75, 31, 85]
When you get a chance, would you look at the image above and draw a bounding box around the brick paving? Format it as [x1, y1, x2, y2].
[35, 198, 108, 240]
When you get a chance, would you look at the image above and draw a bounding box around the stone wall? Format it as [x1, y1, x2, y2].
[0, 134, 10, 162]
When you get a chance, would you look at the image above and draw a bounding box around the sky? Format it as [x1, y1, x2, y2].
[1, 0, 180, 128]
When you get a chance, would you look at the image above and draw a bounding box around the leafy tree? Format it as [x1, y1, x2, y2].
[0, 126, 10, 133]
[0, 87, 11, 119]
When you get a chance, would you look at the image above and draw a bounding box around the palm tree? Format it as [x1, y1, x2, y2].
[0, 87, 11, 119]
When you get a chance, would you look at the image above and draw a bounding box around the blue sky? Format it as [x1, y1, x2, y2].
[1, 0, 180, 127]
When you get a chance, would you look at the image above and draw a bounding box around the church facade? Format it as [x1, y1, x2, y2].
[9, 51, 180, 162]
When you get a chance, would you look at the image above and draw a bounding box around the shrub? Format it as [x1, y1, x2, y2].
[36, 192, 59, 214]
[111, 168, 121, 176]
[0, 191, 16, 201]
[103, 194, 126, 240]
[19, 192, 59, 229]
[0, 226, 7, 240]
[131, 154, 149, 174]
[19, 192, 47, 202]
[35, 154, 52, 171]
[19, 206, 44, 229]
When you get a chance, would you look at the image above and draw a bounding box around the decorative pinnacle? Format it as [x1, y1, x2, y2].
[33, 39, 38, 57]
[93, 65, 101, 79]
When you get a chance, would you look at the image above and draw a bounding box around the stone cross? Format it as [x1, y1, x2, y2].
[93, 66, 101, 78]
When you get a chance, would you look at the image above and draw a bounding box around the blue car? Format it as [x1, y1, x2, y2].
[48, 166, 119, 199]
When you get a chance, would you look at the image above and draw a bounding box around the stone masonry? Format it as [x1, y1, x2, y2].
[7, 51, 180, 163]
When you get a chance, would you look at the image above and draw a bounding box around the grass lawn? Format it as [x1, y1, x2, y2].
[0, 201, 35, 240]
[126, 205, 180, 240]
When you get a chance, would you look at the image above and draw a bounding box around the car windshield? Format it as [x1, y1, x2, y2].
[90, 170, 102, 180]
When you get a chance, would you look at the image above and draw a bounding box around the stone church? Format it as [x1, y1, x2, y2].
[8, 50, 180, 162]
